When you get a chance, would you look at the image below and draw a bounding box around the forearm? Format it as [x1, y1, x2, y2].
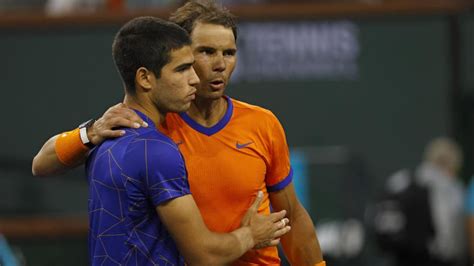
[161, 195, 260, 266]
[32, 135, 68, 176]
[164, 193, 289, 265]
[281, 206, 323, 265]
[187, 227, 254, 265]
[32, 133, 87, 176]
[228, 227, 255, 259]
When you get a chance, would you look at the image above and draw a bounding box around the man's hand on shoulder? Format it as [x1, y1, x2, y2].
[88, 103, 149, 145]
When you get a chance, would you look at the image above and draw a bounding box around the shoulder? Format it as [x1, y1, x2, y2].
[120, 127, 181, 164]
[122, 128, 185, 177]
[231, 98, 280, 125]
[130, 127, 179, 154]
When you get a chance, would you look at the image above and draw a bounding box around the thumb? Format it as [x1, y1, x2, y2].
[249, 191, 263, 212]
[241, 191, 263, 226]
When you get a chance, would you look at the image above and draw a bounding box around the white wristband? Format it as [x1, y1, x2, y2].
[79, 126, 90, 146]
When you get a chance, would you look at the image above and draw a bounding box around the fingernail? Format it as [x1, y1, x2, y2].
[133, 122, 140, 128]
[120, 130, 126, 135]
[257, 191, 263, 197]
[142, 121, 149, 127]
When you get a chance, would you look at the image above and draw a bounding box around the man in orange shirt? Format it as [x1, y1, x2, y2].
[32, 1, 325, 265]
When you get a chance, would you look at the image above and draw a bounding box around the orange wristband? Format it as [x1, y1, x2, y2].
[314, 261, 326, 266]
[55, 128, 89, 166]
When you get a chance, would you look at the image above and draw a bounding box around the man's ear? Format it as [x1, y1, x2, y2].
[135, 67, 155, 92]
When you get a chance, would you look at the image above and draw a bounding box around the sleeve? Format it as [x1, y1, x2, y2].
[265, 113, 293, 192]
[124, 138, 191, 207]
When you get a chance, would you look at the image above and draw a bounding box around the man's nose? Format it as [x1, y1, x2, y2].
[212, 53, 226, 72]
[189, 66, 200, 86]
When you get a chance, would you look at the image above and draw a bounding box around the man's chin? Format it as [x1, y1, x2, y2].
[197, 90, 225, 100]
[180, 103, 192, 113]
[168, 103, 191, 114]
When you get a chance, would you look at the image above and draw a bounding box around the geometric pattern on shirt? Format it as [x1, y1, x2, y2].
[87, 129, 187, 266]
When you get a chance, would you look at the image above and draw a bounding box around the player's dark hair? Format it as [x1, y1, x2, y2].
[169, 0, 237, 40]
[112, 16, 191, 94]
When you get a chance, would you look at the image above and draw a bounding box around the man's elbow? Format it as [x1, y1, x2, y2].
[32, 156, 44, 176]
[31, 156, 51, 177]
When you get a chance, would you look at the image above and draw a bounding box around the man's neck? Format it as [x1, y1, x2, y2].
[123, 94, 164, 126]
[186, 96, 227, 128]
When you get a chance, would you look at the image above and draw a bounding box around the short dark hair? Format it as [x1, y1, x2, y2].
[112, 16, 191, 94]
[169, 0, 237, 40]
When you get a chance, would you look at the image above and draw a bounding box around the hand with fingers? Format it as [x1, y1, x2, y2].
[241, 191, 291, 249]
[87, 103, 149, 146]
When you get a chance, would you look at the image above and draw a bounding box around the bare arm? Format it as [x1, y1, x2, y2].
[32, 103, 146, 176]
[269, 183, 324, 265]
[158, 192, 291, 265]
[32, 134, 86, 176]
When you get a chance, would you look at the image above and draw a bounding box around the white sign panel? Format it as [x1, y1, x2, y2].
[232, 21, 360, 82]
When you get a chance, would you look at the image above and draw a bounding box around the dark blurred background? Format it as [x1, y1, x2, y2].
[0, 0, 473, 265]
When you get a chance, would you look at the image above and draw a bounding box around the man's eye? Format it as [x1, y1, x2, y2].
[224, 51, 236, 56]
[176, 65, 190, 72]
[201, 49, 213, 55]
